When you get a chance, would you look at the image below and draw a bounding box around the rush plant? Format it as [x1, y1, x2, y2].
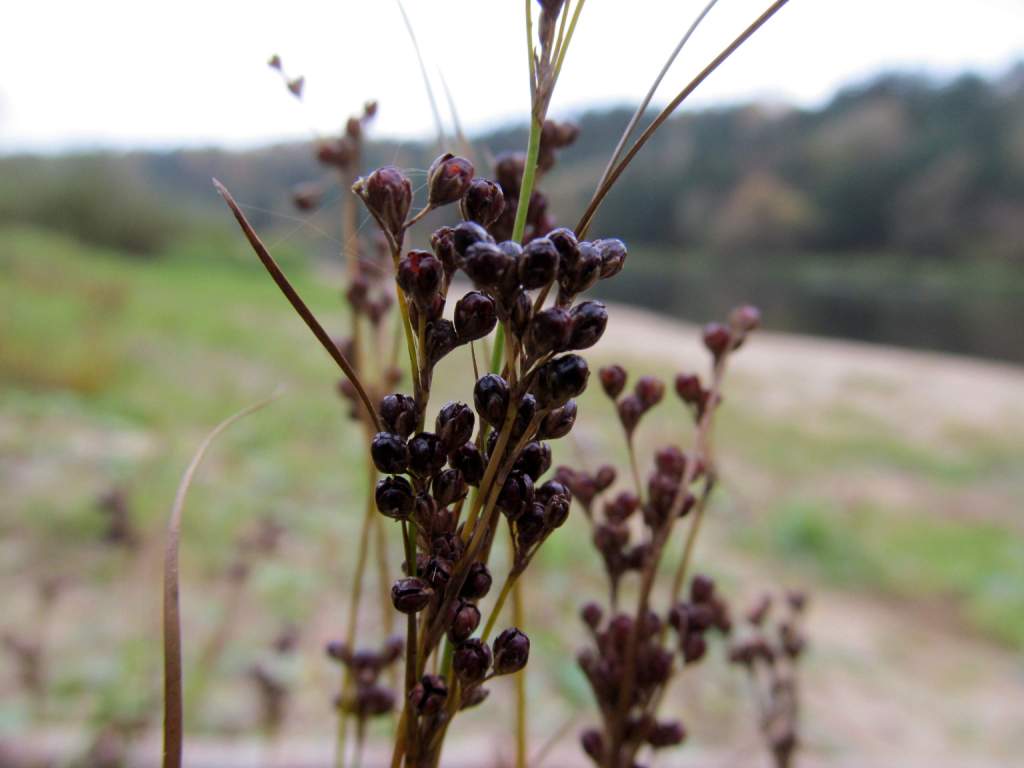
[162, 1, 798, 767]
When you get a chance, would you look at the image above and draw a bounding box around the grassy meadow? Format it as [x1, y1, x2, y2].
[2, 226, 1023, 766]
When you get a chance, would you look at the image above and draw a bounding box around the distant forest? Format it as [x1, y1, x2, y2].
[2, 64, 1023, 262]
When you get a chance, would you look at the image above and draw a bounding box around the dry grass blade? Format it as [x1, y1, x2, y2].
[595, 0, 720, 194]
[213, 179, 381, 431]
[576, 0, 791, 237]
[396, 0, 448, 149]
[162, 391, 281, 768]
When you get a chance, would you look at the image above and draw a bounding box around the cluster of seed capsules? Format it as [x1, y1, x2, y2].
[345, 143, 628, 749]
[729, 591, 808, 768]
[556, 310, 761, 767]
[575, 573, 732, 767]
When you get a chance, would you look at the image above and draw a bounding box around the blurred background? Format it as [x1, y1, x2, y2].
[1, 1, 1022, 766]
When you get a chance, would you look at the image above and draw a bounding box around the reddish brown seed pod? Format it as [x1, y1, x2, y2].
[460, 178, 506, 227]
[353, 166, 412, 237]
[427, 153, 475, 207]
[702, 322, 733, 360]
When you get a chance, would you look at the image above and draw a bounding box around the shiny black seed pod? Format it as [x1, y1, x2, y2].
[447, 600, 482, 643]
[452, 220, 495, 257]
[436, 401, 476, 453]
[397, 250, 444, 308]
[449, 442, 485, 486]
[375, 475, 415, 520]
[538, 400, 577, 439]
[379, 393, 418, 439]
[460, 561, 493, 600]
[526, 306, 572, 358]
[422, 557, 452, 590]
[432, 467, 467, 507]
[454, 291, 497, 343]
[508, 289, 532, 339]
[407, 432, 447, 478]
[427, 153, 474, 207]
[533, 354, 590, 407]
[492, 628, 530, 675]
[391, 577, 432, 614]
[498, 470, 534, 521]
[425, 319, 458, 366]
[518, 237, 560, 290]
[353, 166, 411, 237]
[460, 178, 506, 227]
[546, 227, 578, 261]
[515, 441, 552, 481]
[512, 393, 538, 439]
[460, 241, 515, 290]
[568, 300, 608, 350]
[594, 237, 628, 279]
[557, 239, 601, 299]
[452, 639, 492, 685]
[371, 432, 409, 474]
[473, 373, 510, 427]
[430, 225, 458, 275]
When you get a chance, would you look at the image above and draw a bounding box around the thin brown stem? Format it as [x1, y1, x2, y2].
[576, 0, 791, 237]
[214, 180, 380, 431]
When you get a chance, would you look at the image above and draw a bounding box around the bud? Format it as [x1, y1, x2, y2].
[454, 291, 497, 343]
[375, 476, 415, 520]
[371, 432, 409, 474]
[452, 638, 492, 684]
[427, 153, 475, 207]
[635, 376, 665, 410]
[379, 393, 418, 439]
[353, 166, 412, 237]
[568, 300, 608, 350]
[599, 365, 627, 399]
[594, 465, 616, 492]
[674, 373, 702, 404]
[492, 628, 530, 675]
[391, 577, 432, 613]
[460, 178, 505, 226]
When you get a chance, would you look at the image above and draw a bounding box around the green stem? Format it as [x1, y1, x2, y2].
[480, 572, 518, 644]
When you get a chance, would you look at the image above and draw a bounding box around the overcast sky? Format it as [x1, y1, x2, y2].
[2, 0, 1022, 153]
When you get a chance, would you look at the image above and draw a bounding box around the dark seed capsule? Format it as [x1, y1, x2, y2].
[447, 600, 481, 643]
[452, 220, 495, 258]
[518, 237, 560, 290]
[354, 684, 395, 718]
[538, 399, 577, 439]
[391, 577, 432, 614]
[473, 374, 510, 427]
[425, 319, 458, 366]
[407, 432, 447, 478]
[427, 153, 474, 207]
[512, 393, 538, 439]
[515, 441, 552, 481]
[460, 561, 493, 600]
[515, 504, 547, 550]
[498, 470, 534, 521]
[674, 373, 702, 404]
[558, 240, 601, 298]
[690, 574, 715, 604]
[702, 322, 732, 359]
[683, 633, 707, 664]
[533, 354, 590, 408]
[594, 237, 628, 279]
[729, 304, 761, 333]
[452, 639, 492, 685]
[542, 490, 571, 529]
[635, 376, 666, 410]
[422, 557, 452, 590]
[397, 250, 444, 308]
[599, 365, 627, 399]
[436, 401, 476, 452]
[604, 490, 639, 523]
[432, 467, 467, 507]
[648, 720, 686, 748]
[409, 674, 448, 716]
[379, 393, 418, 439]
[454, 291, 497, 343]
[460, 178, 506, 227]
[460, 241, 515, 290]
[353, 166, 411, 237]
[508, 289, 533, 339]
[375, 475, 415, 520]
[617, 394, 643, 434]
[492, 628, 530, 675]
[494, 152, 525, 195]
[594, 465, 616, 492]
[526, 307, 572, 358]
[546, 227, 578, 262]
[431, 226, 458, 276]
[581, 729, 606, 762]
[568, 300, 608, 350]
[449, 442, 485, 486]
[371, 432, 409, 474]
